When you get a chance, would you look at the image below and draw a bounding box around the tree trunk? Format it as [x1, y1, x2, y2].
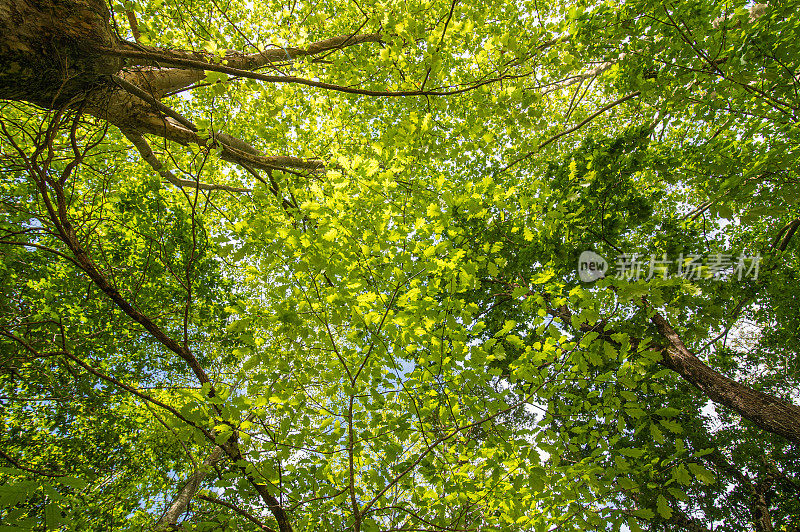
[0, 0, 376, 173]
[0, 0, 122, 107]
[156, 446, 225, 530]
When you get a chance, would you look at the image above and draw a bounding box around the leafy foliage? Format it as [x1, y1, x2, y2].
[1, 0, 799, 531]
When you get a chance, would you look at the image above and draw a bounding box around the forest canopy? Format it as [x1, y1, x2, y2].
[0, 0, 798, 530]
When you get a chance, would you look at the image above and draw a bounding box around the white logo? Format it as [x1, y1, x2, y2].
[578, 251, 608, 282]
[576, 250, 760, 282]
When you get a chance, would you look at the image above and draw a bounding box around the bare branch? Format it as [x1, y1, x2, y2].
[537, 91, 640, 150]
[112, 75, 198, 132]
[101, 46, 530, 98]
[123, 131, 251, 192]
[121, 33, 383, 97]
[501, 91, 641, 172]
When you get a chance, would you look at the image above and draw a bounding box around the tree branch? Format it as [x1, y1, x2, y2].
[197, 494, 277, 532]
[100, 46, 529, 98]
[63, 352, 215, 441]
[156, 446, 226, 530]
[501, 91, 641, 172]
[112, 75, 198, 132]
[123, 131, 252, 192]
[125, 10, 141, 43]
[538, 91, 640, 150]
[0, 448, 65, 478]
[544, 294, 800, 443]
[120, 32, 383, 97]
[649, 308, 800, 443]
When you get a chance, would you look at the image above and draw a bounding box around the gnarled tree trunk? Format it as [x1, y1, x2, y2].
[1, 0, 375, 174]
[0, 0, 122, 107]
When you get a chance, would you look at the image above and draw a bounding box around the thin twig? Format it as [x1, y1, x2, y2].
[501, 91, 641, 173]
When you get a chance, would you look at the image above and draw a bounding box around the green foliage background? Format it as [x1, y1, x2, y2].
[1, 0, 798, 530]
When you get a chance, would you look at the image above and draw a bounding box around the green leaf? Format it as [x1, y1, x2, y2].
[362, 519, 380, 532]
[58, 476, 88, 491]
[656, 494, 673, 519]
[673, 464, 691, 486]
[44, 502, 63, 530]
[687, 463, 715, 485]
[0, 482, 37, 506]
[620, 448, 645, 458]
[214, 430, 233, 445]
[649, 423, 665, 444]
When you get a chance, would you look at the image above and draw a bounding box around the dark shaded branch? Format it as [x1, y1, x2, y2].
[63, 353, 215, 442]
[62, 230, 214, 386]
[538, 90, 640, 150]
[502, 91, 641, 172]
[543, 293, 800, 443]
[118, 32, 383, 96]
[773, 218, 800, 251]
[0, 448, 65, 478]
[112, 75, 198, 132]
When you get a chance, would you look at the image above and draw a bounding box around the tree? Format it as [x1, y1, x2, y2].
[1, 0, 798, 530]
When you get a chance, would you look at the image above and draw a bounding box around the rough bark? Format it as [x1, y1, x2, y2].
[156, 446, 225, 530]
[0, 0, 122, 107]
[0, 0, 376, 175]
[120, 32, 383, 98]
[545, 297, 800, 444]
[752, 476, 774, 532]
[651, 310, 800, 444]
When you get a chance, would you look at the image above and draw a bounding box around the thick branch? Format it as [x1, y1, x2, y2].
[101, 46, 526, 97]
[112, 74, 197, 131]
[21, 151, 217, 389]
[63, 231, 213, 386]
[543, 294, 800, 443]
[110, 112, 324, 172]
[120, 32, 382, 97]
[650, 310, 800, 443]
[156, 446, 225, 530]
[125, 10, 141, 43]
[219, 438, 294, 532]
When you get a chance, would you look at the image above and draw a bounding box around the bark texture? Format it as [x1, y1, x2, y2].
[156, 446, 225, 530]
[651, 310, 800, 444]
[0, 0, 377, 174]
[546, 298, 800, 444]
[0, 0, 122, 107]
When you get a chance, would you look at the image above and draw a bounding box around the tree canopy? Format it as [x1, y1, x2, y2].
[1, 0, 798, 530]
